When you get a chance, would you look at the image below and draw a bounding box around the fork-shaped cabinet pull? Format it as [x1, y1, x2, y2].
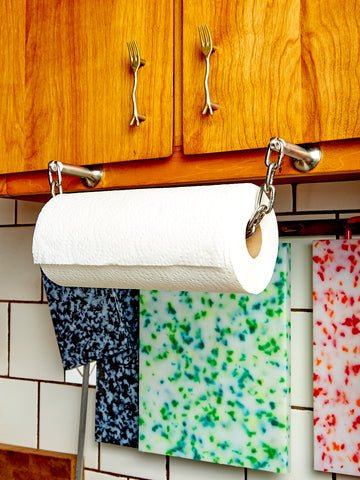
[127, 40, 146, 127]
[198, 24, 219, 116]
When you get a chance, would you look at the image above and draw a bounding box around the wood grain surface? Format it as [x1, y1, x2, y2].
[0, 444, 77, 480]
[0, 1, 25, 175]
[1, 0, 359, 193]
[183, 0, 302, 154]
[24, 0, 173, 173]
[301, 0, 360, 142]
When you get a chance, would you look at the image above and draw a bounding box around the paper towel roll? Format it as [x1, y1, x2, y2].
[32, 184, 278, 294]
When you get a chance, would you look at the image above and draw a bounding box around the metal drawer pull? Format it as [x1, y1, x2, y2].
[127, 40, 146, 126]
[198, 24, 218, 115]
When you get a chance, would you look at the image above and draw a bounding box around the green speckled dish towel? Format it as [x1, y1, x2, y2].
[139, 243, 291, 473]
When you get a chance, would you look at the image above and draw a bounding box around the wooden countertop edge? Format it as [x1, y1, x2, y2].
[0, 443, 77, 461]
[2, 139, 360, 199]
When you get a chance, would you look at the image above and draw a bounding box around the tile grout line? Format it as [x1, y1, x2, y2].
[0, 375, 96, 390]
[37, 380, 41, 449]
[166, 455, 170, 480]
[0, 223, 36, 228]
[14, 200, 17, 225]
[0, 299, 47, 305]
[291, 405, 313, 411]
[97, 439, 101, 473]
[7, 303, 10, 377]
[292, 183, 297, 213]
[291, 308, 312, 313]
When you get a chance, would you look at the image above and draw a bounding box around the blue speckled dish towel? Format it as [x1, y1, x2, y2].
[95, 289, 139, 447]
[42, 271, 133, 370]
[138, 243, 291, 473]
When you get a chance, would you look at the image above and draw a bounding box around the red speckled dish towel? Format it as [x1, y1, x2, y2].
[313, 239, 360, 475]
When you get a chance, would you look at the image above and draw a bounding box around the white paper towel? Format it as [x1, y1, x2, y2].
[32, 184, 278, 294]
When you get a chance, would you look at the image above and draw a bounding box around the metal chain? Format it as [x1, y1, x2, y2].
[246, 138, 285, 237]
[48, 161, 63, 197]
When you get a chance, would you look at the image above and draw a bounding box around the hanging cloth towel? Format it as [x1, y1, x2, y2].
[95, 289, 139, 447]
[313, 239, 360, 476]
[42, 272, 132, 370]
[138, 243, 291, 473]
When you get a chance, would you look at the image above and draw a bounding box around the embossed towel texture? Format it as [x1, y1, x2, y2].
[313, 239, 360, 476]
[42, 272, 131, 370]
[139, 244, 291, 473]
[95, 289, 139, 447]
[33, 184, 278, 294]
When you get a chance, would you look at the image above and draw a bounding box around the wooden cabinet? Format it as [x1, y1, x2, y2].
[1, 0, 173, 175]
[301, 0, 360, 142]
[1, 0, 360, 193]
[0, 1, 25, 175]
[183, 0, 360, 155]
[183, 0, 302, 154]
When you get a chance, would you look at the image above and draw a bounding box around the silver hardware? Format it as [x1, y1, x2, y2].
[198, 24, 218, 115]
[48, 161, 103, 197]
[127, 40, 146, 127]
[246, 137, 322, 238]
[48, 162, 63, 197]
[75, 363, 90, 480]
[270, 137, 321, 172]
[246, 141, 283, 238]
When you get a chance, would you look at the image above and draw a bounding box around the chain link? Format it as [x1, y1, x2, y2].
[246, 139, 285, 238]
[48, 161, 63, 197]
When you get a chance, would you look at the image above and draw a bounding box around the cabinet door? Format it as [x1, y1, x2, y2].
[23, 0, 173, 175]
[301, 0, 360, 142]
[183, 0, 302, 155]
[0, 1, 25, 175]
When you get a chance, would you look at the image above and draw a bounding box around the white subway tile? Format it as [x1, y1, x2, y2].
[0, 198, 15, 224]
[10, 303, 64, 381]
[85, 472, 126, 480]
[291, 312, 313, 408]
[169, 456, 245, 480]
[65, 362, 97, 387]
[39, 383, 98, 469]
[274, 184, 293, 213]
[17, 200, 44, 224]
[297, 180, 360, 211]
[278, 213, 336, 222]
[248, 409, 331, 480]
[100, 444, 166, 480]
[337, 474, 360, 480]
[339, 212, 360, 218]
[0, 378, 38, 448]
[282, 236, 331, 310]
[0, 303, 8, 375]
[0, 226, 41, 301]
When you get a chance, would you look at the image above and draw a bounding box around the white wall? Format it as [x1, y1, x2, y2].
[0, 180, 360, 480]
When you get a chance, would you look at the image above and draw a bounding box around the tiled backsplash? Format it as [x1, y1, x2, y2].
[0, 181, 359, 480]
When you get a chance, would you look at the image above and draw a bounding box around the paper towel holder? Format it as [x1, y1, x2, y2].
[48, 161, 103, 197]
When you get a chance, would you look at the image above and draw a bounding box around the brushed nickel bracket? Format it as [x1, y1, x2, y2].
[269, 137, 321, 172]
[48, 161, 103, 197]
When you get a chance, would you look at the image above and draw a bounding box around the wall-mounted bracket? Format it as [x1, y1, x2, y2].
[269, 137, 321, 172]
[48, 162, 103, 197]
